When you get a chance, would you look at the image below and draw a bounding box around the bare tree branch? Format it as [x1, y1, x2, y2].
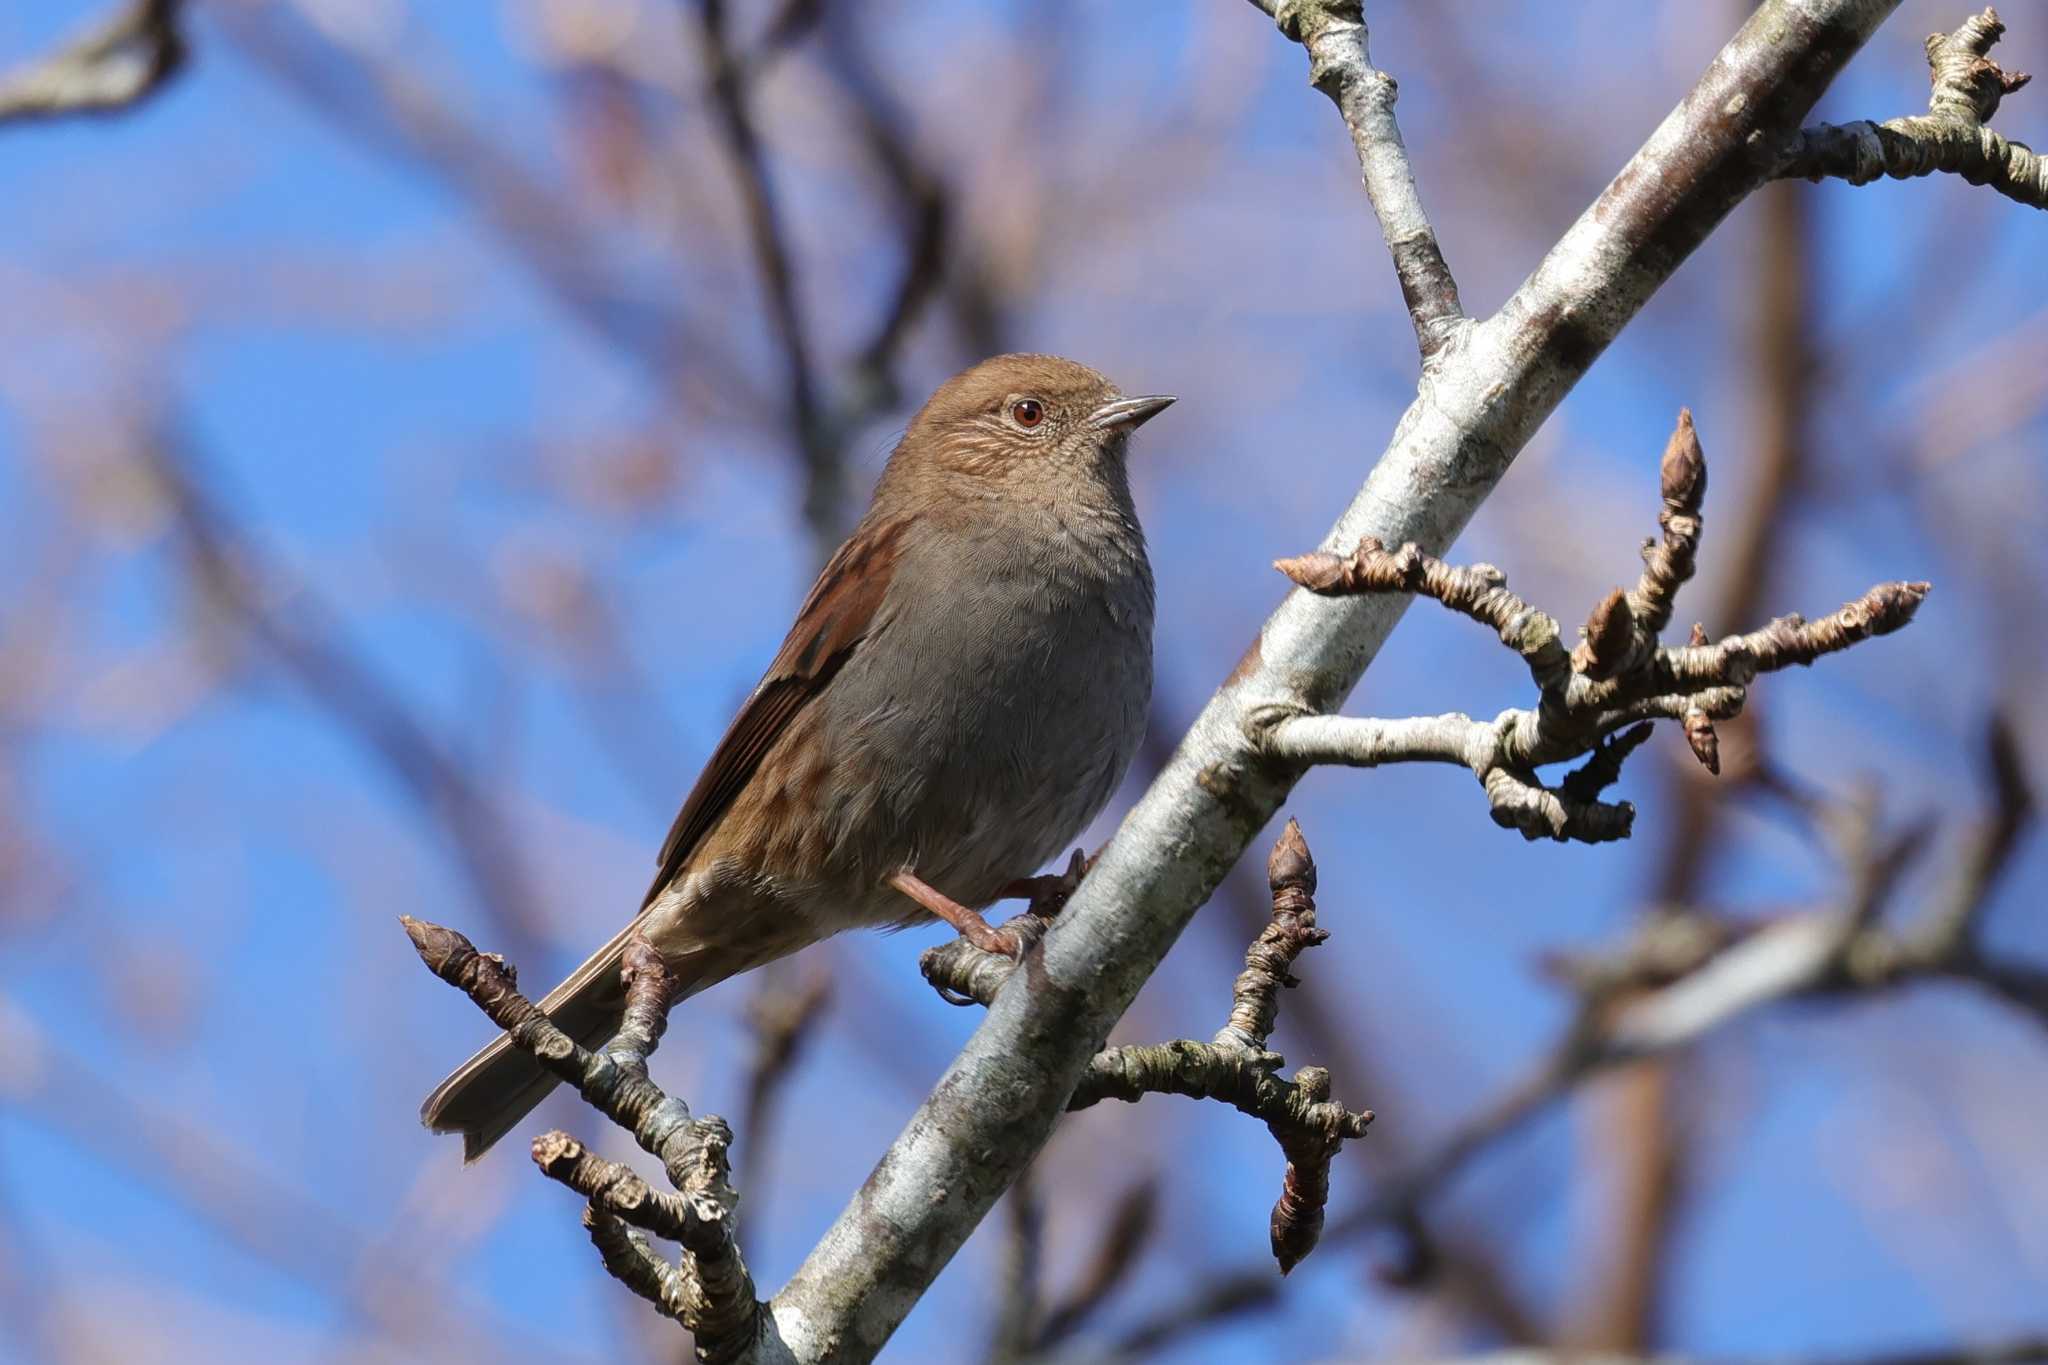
[766, 5, 1943, 1356]
[401, 918, 764, 1362]
[924, 822, 1374, 1275]
[1258, 415, 1927, 843]
[1249, 0, 1465, 360]
[1769, 8, 2045, 209]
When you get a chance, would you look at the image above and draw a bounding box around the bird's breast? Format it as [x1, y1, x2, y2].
[814, 512, 1153, 907]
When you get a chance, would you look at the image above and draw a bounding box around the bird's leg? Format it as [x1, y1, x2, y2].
[998, 847, 1094, 918]
[888, 869, 1022, 958]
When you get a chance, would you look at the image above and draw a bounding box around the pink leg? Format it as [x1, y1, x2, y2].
[887, 870, 1022, 957]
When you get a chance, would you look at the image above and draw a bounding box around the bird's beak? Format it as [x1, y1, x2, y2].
[1089, 394, 1176, 432]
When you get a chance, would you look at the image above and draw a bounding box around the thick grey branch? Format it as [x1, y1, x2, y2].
[926, 822, 1371, 1276]
[772, 6, 1914, 1356]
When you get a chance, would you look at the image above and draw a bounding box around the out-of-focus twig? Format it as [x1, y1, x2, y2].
[694, 0, 968, 552]
[1029, 1175, 1159, 1350]
[0, 992, 541, 1358]
[737, 971, 832, 1196]
[986, 1162, 1045, 1364]
[209, 2, 736, 404]
[143, 425, 555, 956]
[1099, 1270, 1281, 1360]
[1347, 713, 2037, 1237]
[694, 0, 836, 546]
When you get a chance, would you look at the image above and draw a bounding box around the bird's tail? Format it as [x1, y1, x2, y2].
[421, 914, 699, 1162]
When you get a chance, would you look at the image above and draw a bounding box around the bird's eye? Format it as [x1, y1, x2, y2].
[1011, 399, 1044, 428]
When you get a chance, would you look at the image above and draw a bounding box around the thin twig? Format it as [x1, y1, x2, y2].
[399, 918, 762, 1361]
[695, 0, 836, 547]
[1768, 8, 2045, 210]
[924, 822, 1372, 1275]
[1253, 0, 1466, 359]
[1261, 410, 1927, 842]
[738, 972, 833, 1196]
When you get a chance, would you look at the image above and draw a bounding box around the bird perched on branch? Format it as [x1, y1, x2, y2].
[423, 354, 1173, 1159]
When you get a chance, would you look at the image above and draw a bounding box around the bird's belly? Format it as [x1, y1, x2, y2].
[816, 579, 1150, 916]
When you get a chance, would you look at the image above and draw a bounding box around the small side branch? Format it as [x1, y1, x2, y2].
[1769, 8, 2045, 210]
[400, 918, 762, 1362]
[1256, 0, 1466, 360]
[1261, 410, 1927, 843]
[0, 0, 184, 124]
[921, 821, 1372, 1275]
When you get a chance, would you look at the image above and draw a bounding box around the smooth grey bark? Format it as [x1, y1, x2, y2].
[766, 2, 1908, 1358]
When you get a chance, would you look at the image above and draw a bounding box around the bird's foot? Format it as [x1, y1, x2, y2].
[999, 847, 1094, 919]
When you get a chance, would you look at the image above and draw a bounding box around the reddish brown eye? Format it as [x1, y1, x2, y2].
[1011, 399, 1044, 427]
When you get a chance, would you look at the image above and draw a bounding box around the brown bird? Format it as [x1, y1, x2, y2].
[423, 354, 1172, 1159]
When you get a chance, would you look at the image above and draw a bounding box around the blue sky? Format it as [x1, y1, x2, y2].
[1, 2, 2044, 1361]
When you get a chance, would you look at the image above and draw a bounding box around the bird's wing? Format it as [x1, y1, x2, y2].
[641, 516, 909, 907]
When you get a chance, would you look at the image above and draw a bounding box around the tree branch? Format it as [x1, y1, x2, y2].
[399, 918, 764, 1362]
[1769, 8, 2045, 210]
[923, 822, 1373, 1275]
[1257, 412, 1926, 842]
[1252, 0, 1465, 360]
[768, 5, 1925, 1356]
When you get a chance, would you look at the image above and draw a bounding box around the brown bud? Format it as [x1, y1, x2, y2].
[1274, 551, 1350, 593]
[399, 914, 478, 977]
[1579, 588, 1635, 678]
[531, 1130, 583, 1174]
[1660, 408, 1707, 509]
[1270, 1166, 1322, 1275]
[1268, 817, 1317, 896]
[1866, 580, 1932, 635]
[1689, 622, 1708, 647]
[1683, 705, 1721, 776]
